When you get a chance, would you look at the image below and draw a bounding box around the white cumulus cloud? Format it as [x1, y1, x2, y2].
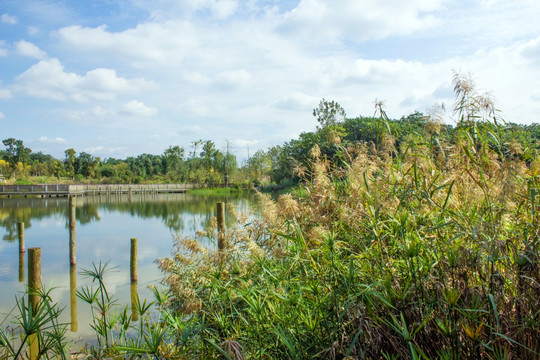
[56, 23, 199, 66]
[27, 26, 40, 35]
[1, 13, 18, 25]
[0, 87, 12, 100]
[121, 100, 157, 117]
[14, 58, 153, 102]
[216, 69, 251, 88]
[15, 40, 47, 59]
[274, 93, 319, 111]
[277, 0, 442, 44]
[38, 136, 67, 144]
[206, 0, 239, 19]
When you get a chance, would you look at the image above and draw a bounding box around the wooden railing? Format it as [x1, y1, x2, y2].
[0, 184, 200, 196]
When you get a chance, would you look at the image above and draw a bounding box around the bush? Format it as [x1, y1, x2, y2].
[13, 178, 32, 185]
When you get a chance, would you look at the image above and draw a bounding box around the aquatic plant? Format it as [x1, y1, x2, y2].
[0, 287, 68, 360]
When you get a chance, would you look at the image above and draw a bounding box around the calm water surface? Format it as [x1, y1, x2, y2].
[0, 192, 255, 344]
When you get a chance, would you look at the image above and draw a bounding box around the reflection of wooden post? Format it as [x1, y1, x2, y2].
[130, 282, 139, 321]
[130, 238, 138, 321]
[28, 248, 41, 360]
[70, 265, 78, 332]
[18, 221, 25, 253]
[18, 252, 25, 282]
[18, 222, 26, 281]
[217, 202, 225, 251]
[69, 196, 76, 266]
[130, 238, 137, 282]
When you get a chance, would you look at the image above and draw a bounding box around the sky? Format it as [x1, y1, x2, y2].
[0, 0, 539, 162]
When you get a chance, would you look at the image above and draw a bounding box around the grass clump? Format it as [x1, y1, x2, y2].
[157, 75, 539, 359]
[75, 261, 201, 359]
[0, 287, 68, 360]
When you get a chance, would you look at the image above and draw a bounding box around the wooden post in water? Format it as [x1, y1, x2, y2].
[70, 265, 78, 332]
[18, 252, 25, 282]
[130, 282, 139, 321]
[28, 248, 41, 360]
[130, 238, 138, 282]
[18, 221, 25, 282]
[18, 221, 25, 253]
[217, 202, 225, 251]
[69, 196, 76, 266]
[130, 238, 138, 320]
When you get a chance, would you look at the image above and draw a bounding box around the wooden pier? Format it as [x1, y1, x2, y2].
[0, 184, 197, 197]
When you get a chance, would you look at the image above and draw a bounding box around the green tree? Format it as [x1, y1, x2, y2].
[64, 148, 76, 179]
[52, 160, 64, 179]
[201, 140, 217, 172]
[222, 140, 237, 186]
[76, 152, 99, 178]
[313, 98, 346, 129]
[2, 138, 32, 177]
[164, 145, 185, 181]
[29, 151, 56, 176]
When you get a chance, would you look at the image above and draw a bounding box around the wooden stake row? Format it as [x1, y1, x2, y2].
[14, 199, 227, 357]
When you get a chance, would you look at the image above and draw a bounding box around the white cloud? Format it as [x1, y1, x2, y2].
[216, 69, 251, 88]
[0, 87, 12, 100]
[91, 106, 116, 117]
[27, 26, 40, 35]
[137, 0, 239, 20]
[176, 124, 204, 136]
[182, 71, 212, 85]
[180, 98, 210, 116]
[277, 0, 442, 43]
[231, 138, 260, 150]
[14, 58, 153, 102]
[15, 40, 47, 59]
[434, 1, 540, 49]
[520, 36, 540, 62]
[0, 112, 5, 119]
[0, 40, 7, 57]
[83, 146, 104, 153]
[1, 13, 18, 25]
[121, 100, 157, 117]
[38, 136, 67, 144]
[56, 23, 199, 66]
[274, 93, 319, 111]
[207, 0, 239, 19]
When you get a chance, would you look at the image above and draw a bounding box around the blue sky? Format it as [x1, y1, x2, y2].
[1, 0, 539, 161]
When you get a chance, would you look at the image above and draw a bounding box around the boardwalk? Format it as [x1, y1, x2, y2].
[0, 184, 197, 197]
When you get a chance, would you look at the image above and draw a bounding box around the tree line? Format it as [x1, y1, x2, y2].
[245, 101, 540, 186]
[1, 101, 539, 186]
[0, 139, 238, 185]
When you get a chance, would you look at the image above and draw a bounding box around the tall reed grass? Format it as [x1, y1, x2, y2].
[157, 74, 539, 359]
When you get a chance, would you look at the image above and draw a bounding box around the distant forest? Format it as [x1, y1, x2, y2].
[1, 101, 539, 186]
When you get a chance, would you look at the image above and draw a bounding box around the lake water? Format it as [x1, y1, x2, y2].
[0, 192, 255, 345]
